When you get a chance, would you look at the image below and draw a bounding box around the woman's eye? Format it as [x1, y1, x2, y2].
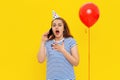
[58, 24, 62, 27]
[52, 24, 56, 27]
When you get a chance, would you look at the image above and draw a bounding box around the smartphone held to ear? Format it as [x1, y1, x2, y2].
[47, 28, 53, 39]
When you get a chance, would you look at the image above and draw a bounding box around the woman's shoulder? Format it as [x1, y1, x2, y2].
[65, 37, 76, 41]
[64, 37, 77, 48]
[64, 37, 77, 44]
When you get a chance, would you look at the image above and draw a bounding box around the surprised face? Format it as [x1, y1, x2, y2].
[52, 19, 64, 38]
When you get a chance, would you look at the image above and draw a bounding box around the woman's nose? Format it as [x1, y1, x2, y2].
[55, 26, 59, 29]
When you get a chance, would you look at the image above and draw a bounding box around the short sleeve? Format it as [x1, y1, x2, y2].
[68, 38, 77, 49]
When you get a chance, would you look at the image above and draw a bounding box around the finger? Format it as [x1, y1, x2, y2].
[52, 44, 57, 48]
[53, 48, 57, 51]
[46, 31, 49, 34]
[44, 32, 49, 36]
[51, 42, 55, 45]
[52, 47, 57, 50]
[54, 42, 58, 44]
[51, 43, 55, 46]
[51, 46, 55, 49]
[53, 45, 57, 49]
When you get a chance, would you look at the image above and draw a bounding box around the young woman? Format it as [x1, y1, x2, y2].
[37, 17, 79, 80]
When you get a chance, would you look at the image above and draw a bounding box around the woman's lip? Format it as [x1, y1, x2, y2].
[55, 30, 59, 32]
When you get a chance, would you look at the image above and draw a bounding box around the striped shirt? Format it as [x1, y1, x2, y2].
[45, 37, 77, 80]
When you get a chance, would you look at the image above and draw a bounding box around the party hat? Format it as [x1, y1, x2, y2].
[52, 10, 60, 20]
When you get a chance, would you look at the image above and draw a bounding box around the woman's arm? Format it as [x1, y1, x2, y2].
[37, 32, 49, 63]
[61, 45, 79, 66]
[37, 41, 46, 63]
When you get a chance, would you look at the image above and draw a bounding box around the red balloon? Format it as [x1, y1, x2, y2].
[79, 2, 99, 28]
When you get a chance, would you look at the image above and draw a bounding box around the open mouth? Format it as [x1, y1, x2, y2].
[55, 30, 60, 35]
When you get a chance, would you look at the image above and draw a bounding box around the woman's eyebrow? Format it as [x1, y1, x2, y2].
[58, 23, 62, 24]
[52, 23, 56, 25]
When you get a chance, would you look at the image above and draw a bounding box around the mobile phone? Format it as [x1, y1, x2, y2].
[47, 28, 53, 38]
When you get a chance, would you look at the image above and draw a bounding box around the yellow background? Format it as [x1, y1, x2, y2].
[0, 0, 120, 80]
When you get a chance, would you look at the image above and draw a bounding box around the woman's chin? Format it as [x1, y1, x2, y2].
[55, 35, 62, 38]
[55, 36, 60, 38]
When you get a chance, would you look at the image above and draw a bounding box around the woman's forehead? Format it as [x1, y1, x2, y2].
[53, 19, 63, 24]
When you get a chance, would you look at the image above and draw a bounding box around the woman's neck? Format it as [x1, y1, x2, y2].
[54, 36, 64, 41]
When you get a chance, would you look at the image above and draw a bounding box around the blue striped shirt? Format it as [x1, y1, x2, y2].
[45, 37, 76, 80]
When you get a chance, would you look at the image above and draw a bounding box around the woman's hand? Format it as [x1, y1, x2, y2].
[42, 32, 49, 42]
[52, 41, 65, 53]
